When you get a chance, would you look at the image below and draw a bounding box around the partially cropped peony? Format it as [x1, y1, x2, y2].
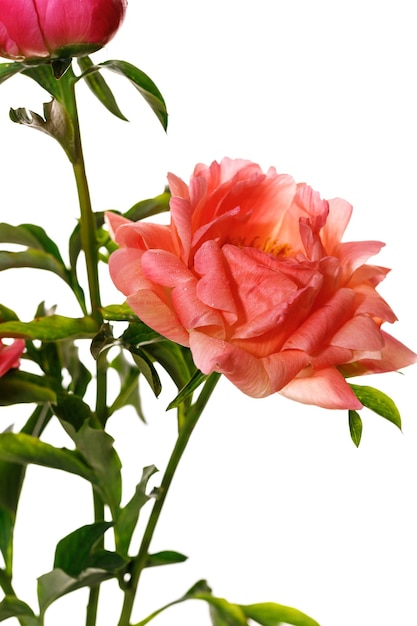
[0, 0, 127, 61]
[0, 338, 25, 377]
[107, 158, 416, 409]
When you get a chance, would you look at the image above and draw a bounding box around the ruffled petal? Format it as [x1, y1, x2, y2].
[280, 367, 363, 409]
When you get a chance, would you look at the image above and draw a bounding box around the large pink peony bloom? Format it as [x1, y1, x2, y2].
[0, 338, 25, 377]
[107, 158, 417, 409]
[0, 0, 127, 61]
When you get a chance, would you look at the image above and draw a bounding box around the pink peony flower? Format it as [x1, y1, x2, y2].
[107, 158, 417, 409]
[0, 0, 127, 61]
[0, 338, 25, 377]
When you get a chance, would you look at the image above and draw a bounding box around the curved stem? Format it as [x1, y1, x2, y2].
[117, 373, 220, 626]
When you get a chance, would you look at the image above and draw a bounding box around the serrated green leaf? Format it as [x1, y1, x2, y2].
[0, 371, 57, 406]
[146, 550, 188, 568]
[0, 315, 98, 341]
[241, 602, 321, 626]
[123, 190, 170, 221]
[348, 410, 363, 447]
[0, 596, 37, 622]
[54, 522, 113, 576]
[0, 62, 24, 85]
[0, 433, 94, 482]
[350, 384, 402, 430]
[77, 56, 127, 120]
[114, 465, 158, 555]
[98, 60, 168, 130]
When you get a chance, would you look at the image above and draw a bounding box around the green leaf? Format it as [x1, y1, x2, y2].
[114, 465, 158, 555]
[0, 433, 94, 482]
[0, 304, 18, 322]
[9, 99, 76, 162]
[108, 352, 144, 421]
[348, 410, 363, 447]
[90, 322, 116, 359]
[0, 315, 98, 341]
[0, 509, 14, 573]
[60, 341, 92, 397]
[98, 60, 168, 131]
[101, 303, 139, 322]
[123, 190, 171, 221]
[121, 321, 162, 347]
[70, 420, 122, 517]
[0, 62, 24, 85]
[146, 550, 188, 568]
[37, 568, 115, 616]
[77, 56, 127, 120]
[241, 602, 321, 626]
[349, 384, 402, 430]
[54, 522, 114, 576]
[53, 392, 93, 431]
[0, 371, 57, 406]
[22, 64, 63, 100]
[0, 222, 65, 262]
[0, 596, 37, 623]
[130, 347, 162, 398]
[166, 369, 209, 411]
[0, 248, 68, 279]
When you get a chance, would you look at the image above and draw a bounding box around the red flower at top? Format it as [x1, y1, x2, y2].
[0, 0, 127, 61]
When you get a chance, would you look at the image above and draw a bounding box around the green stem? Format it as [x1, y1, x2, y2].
[58, 69, 102, 324]
[117, 373, 220, 626]
[57, 66, 107, 626]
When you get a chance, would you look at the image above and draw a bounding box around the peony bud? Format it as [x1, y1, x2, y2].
[0, 338, 25, 377]
[0, 0, 127, 62]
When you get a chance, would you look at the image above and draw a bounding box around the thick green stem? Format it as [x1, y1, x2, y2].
[58, 70, 102, 324]
[57, 66, 107, 626]
[117, 373, 220, 626]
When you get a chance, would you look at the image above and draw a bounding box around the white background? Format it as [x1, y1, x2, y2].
[1, 1, 416, 625]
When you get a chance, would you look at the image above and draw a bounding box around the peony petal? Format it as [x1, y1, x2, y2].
[339, 330, 417, 377]
[262, 350, 309, 392]
[108, 248, 147, 296]
[283, 288, 355, 353]
[331, 315, 384, 351]
[141, 250, 192, 287]
[127, 290, 189, 346]
[280, 367, 363, 409]
[194, 241, 237, 318]
[189, 330, 273, 397]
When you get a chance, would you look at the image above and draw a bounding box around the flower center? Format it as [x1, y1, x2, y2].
[228, 234, 290, 256]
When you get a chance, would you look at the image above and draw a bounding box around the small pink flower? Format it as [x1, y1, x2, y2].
[0, 0, 127, 61]
[107, 158, 417, 409]
[0, 338, 25, 377]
